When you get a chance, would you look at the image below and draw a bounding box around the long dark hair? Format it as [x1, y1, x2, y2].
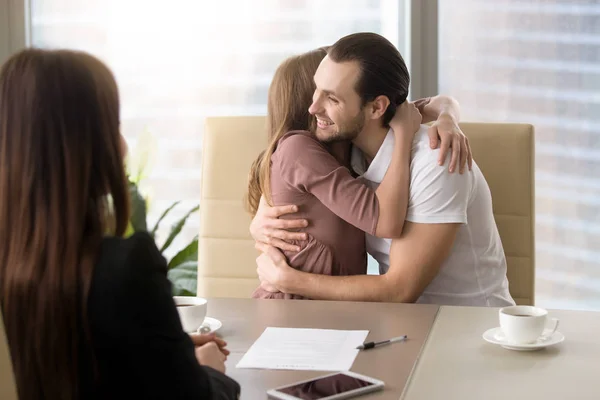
[0, 49, 129, 399]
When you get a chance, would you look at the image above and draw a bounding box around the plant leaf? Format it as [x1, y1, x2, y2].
[128, 180, 147, 232]
[167, 260, 197, 296]
[171, 286, 195, 297]
[168, 236, 198, 270]
[150, 201, 180, 238]
[124, 222, 135, 238]
[126, 128, 158, 184]
[160, 205, 199, 253]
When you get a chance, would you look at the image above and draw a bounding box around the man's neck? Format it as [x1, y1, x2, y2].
[326, 141, 352, 168]
[352, 124, 389, 163]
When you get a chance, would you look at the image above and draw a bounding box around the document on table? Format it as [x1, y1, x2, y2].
[236, 327, 369, 371]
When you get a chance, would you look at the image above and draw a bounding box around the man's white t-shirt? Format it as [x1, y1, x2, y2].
[351, 126, 515, 307]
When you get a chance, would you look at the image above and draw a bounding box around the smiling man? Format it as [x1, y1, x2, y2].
[252, 32, 515, 307]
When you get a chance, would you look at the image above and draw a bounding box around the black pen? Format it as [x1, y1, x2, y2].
[356, 335, 408, 350]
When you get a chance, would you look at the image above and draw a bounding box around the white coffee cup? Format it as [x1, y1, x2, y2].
[174, 296, 208, 333]
[499, 305, 559, 344]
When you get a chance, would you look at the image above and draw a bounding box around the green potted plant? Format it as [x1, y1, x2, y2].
[125, 130, 199, 296]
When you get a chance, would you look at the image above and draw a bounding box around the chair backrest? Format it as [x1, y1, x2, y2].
[458, 122, 535, 305]
[198, 116, 267, 298]
[198, 117, 535, 305]
[0, 312, 19, 400]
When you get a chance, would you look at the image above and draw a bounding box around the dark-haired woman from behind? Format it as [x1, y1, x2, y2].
[0, 49, 239, 400]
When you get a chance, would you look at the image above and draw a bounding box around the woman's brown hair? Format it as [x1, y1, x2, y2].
[245, 47, 328, 215]
[0, 49, 129, 399]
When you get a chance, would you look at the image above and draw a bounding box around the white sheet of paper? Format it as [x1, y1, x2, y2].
[236, 327, 369, 371]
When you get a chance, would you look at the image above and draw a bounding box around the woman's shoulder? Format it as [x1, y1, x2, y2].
[280, 129, 313, 139]
[273, 130, 329, 162]
[95, 232, 167, 291]
[100, 231, 163, 267]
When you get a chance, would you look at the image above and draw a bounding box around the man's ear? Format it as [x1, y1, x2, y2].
[367, 95, 391, 121]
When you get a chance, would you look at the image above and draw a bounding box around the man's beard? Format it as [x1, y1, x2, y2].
[315, 110, 365, 144]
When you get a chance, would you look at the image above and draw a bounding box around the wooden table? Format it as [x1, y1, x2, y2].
[207, 300, 600, 399]
[207, 298, 439, 400]
[401, 306, 600, 400]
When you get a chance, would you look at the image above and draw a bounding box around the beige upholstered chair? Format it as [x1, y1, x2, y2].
[198, 117, 535, 305]
[459, 123, 535, 305]
[0, 313, 18, 400]
[198, 117, 268, 298]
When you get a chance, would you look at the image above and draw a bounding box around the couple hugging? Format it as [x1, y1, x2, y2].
[245, 32, 515, 307]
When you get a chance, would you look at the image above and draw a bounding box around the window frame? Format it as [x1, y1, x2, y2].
[0, 0, 30, 64]
[0, 0, 440, 97]
[407, 0, 439, 100]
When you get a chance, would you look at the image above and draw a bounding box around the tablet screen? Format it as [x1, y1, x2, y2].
[275, 373, 375, 400]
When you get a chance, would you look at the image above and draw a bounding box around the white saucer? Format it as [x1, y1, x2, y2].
[195, 317, 223, 335]
[482, 327, 565, 351]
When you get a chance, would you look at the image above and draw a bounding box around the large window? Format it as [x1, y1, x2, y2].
[439, 0, 600, 310]
[6, 0, 595, 310]
[26, 0, 405, 254]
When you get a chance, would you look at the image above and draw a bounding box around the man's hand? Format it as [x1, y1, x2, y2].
[428, 114, 472, 174]
[189, 332, 230, 356]
[260, 279, 280, 293]
[255, 242, 293, 293]
[250, 196, 308, 252]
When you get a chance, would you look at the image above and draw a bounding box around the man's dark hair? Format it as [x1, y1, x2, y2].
[328, 32, 410, 126]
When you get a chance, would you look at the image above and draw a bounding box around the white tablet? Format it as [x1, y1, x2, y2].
[267, 371, 384, 400]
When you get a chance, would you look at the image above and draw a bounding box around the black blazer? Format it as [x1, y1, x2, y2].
[81, 232, 240, 399]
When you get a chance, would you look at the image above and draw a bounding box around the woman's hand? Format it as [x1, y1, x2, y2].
[427, 114, 472, 173]
[389, 101, 422, 143]
[412, 95, 472, 173]
[189, 333, 230, 356]
[195, 342, 227, 373]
